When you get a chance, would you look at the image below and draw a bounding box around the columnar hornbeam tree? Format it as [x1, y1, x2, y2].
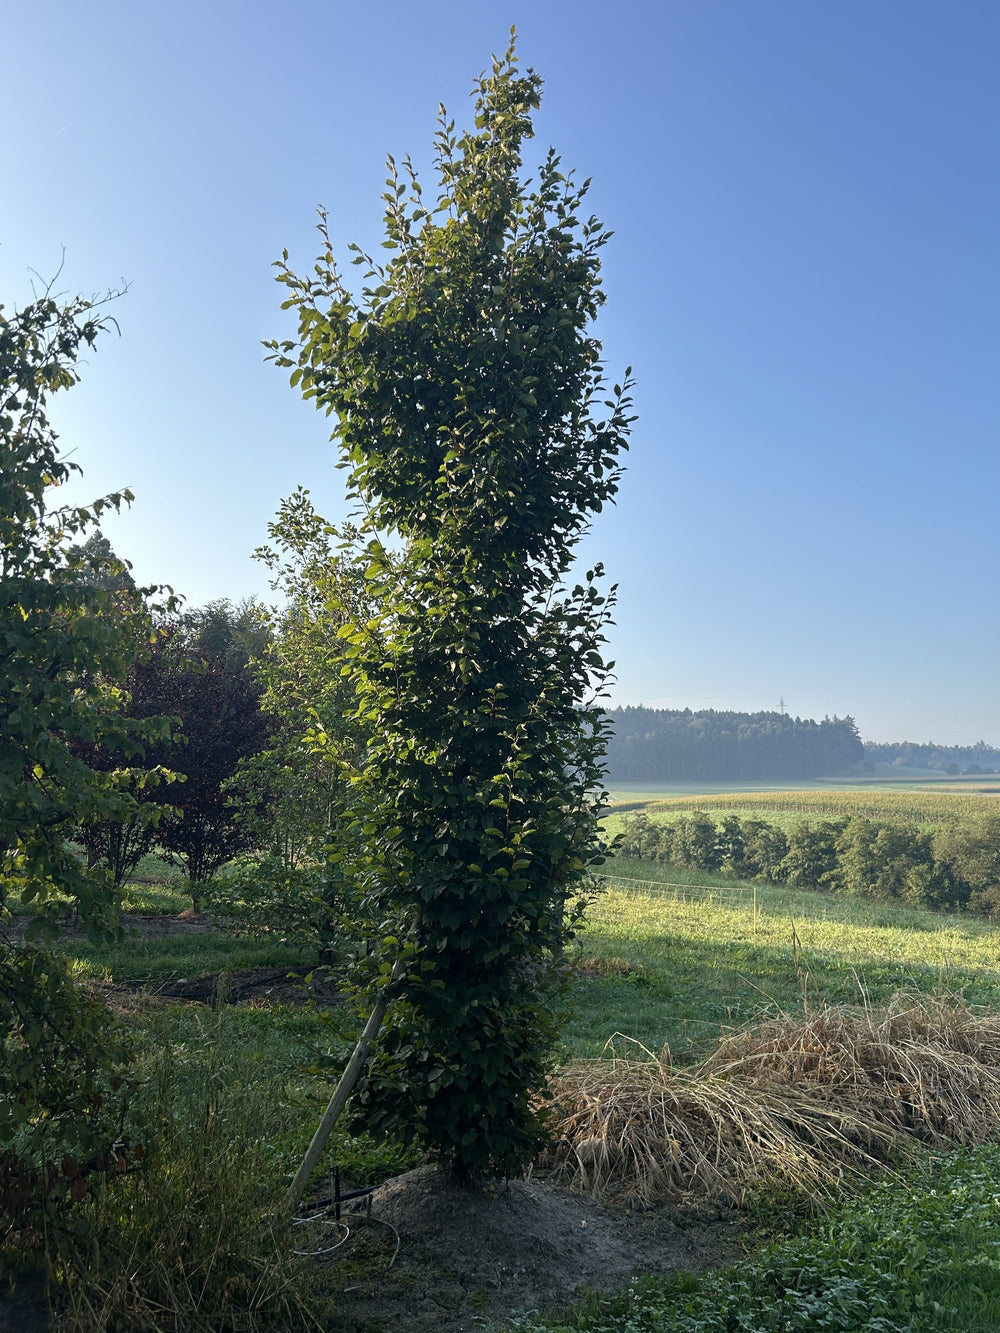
[270, 36, 634, 1180]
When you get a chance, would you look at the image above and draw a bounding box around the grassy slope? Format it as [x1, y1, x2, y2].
[563, 864, 1000, 1061]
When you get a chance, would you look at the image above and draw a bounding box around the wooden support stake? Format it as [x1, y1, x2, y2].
[284, 959, 404, 1216]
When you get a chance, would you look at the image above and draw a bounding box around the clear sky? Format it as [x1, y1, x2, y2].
[5, 1, 999, 746]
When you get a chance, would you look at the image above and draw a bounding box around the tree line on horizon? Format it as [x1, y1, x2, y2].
[604, 706, 864, 782]
[861, 738, 1000, 774]
[604, 707, 1000, 782]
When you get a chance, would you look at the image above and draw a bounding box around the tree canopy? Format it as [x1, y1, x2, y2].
[605, 707, 864, 782]
[1, 288, 169, 1223]
[1, 291, 171, 934]
[270, 37, 633, 1178]
[143, 600, 274, 895]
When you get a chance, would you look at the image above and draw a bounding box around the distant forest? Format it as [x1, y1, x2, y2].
[861, 739, 1000, 774]
[604, 707, 863, 782]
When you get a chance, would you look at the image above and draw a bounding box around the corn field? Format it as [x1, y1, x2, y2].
[623, 786, 1000, 827]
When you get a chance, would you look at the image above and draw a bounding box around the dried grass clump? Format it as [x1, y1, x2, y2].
[543, 995, 1000, 1208]
[704, 993, 1000, 1146]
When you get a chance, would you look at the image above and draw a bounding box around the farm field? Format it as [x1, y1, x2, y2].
[603, 780, 1000, 838]
[606, 771, 1000, 805]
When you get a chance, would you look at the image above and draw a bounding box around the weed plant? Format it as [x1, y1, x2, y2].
[506, 1141, 1000, 1332]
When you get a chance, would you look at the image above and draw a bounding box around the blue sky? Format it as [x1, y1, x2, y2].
[5, 1, 999, 745]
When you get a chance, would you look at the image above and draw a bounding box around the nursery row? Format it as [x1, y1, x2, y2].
[616, 809, 1000, 912]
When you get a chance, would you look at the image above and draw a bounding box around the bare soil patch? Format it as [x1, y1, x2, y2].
[94, 912, 346, 1008]
[123, 964, 344, 1008]
[321, 1165, 746, 1333]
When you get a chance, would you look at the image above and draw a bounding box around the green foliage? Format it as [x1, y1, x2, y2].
[61, 927, 311, 986]
[779, 819, 846, 889]
[865, 737, 1000, 773]
[270, 37, 632, 1178]
[6, 936, 418, 1325]
[141, 600, 274, 894]
[934, 812, 1000, 909]
[670, 812, 721, 871]
[49, 1006, 332, 1332]
[1, 286, 174, 1253]
[618, 805, 990, 912]
[1, 291, 172, 933]
[835, 816, 961, 908]
[218, 489, 380, 953]
[0, 947, 136, 1246]
[605, 706, 864, 783]
[738, 819, 789, 883]
[208, 858, 361, 961]
[68, 538, 182, 890]
[65, 529, 137, 595]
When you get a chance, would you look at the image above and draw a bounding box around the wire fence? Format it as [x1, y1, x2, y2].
[595, 873, 759, 922]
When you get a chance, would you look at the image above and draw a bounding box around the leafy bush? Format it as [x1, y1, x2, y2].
[0, 949, 137, 1257]
[618, 808, 995, 914]
[208, 857, 352, 958]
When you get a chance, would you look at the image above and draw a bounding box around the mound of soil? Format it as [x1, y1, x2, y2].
[325, 1165, 746, 1333]
[0, 1273, 48, 1333]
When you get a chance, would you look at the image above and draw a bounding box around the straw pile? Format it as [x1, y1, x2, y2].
[542, 995, 1000, 1208]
